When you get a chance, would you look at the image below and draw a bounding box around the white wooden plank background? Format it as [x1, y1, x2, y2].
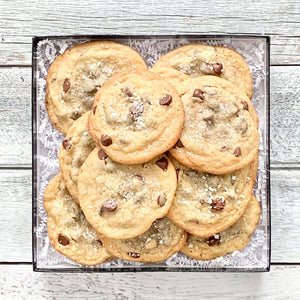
[0, 0, 299, 298]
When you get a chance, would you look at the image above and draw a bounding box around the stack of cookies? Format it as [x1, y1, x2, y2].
[44, 41, 261, 266]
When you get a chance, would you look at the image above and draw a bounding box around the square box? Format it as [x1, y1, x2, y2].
[32, 35, 270, 272]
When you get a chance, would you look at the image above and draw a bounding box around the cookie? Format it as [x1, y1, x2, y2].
[150, 66, 190, 87]
[100, 217, 187, 262]
[58, 112, 96, 202]
[182, 194, 261, 260]
[167, 155, 258, 238]
[46, 41, 148, 134]
[153, 43, 253, 98]
[88, 69, 185, 164]
[169, 76, 259, 174]
[43, 173, 113, 266]
[78, 149, 177, 239]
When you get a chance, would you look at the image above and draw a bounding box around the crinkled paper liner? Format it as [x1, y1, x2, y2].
[35, 36, 269, 270]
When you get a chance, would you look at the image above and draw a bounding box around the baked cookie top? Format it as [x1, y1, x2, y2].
[78, 149, 177, 239]
[59, 112, 96, 202]
[46, 41, 147, 134]
[43, 173, 113, 266]
[88, 69, 185, 164]
[150, 66, 190, 87]
[169, 76, 259, 174]
[153, 43, 253, 99]
[167, 156, 258, 238]
[182, 194, 261, 260]
[100, 217, 186, 262]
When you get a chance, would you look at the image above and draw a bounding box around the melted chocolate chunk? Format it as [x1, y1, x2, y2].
[63, 78, 71, 93]
[98, 149, 108, 160]
[159, 94, 172, 106]
[241, 100, 249, 111]
[130, 103, 144, 116]
[157, 193, 167, 207]
[176, 169, 180, 181]
[100, 200, 118, 214]
[206, 235, 221, 246]
[193, 89, 205, 100]
[123, 86, 132, 97]
[58, 234, 69, 246]
[93, 105, 97, 115]
[62, 138, 72, 150]
[128, 252, 140, 258]
[212, 63, 223, 75]
[97, 239, 103, 246]
[70, 111, 80, 120]
[155, 157, 168, 171]
[135, 175, 144, 182]
[101, 135, 112, 146]
[233, 147, 242, 157]
[211, 198, 225, 210]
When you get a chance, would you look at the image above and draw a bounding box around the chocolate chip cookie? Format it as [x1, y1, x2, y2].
[88, 69, 185, 164]
[169, 76, 259, 174]
[167, 155, 258, 238]
[59, 112, 96, 202]
[182, 194, 261, 260]
[99, 217, 186, 262]
[44, 173, 113, 265]
[150, 66, 190, 87]
[78, 149, 177, 239]
[153, 43, 253, 98]
[46, 41, 148, 134]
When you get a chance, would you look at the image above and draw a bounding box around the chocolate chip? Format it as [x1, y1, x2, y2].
[173, 140, 184, 148]
[130, 103, 144, 116]
[128, 252, 140, 258]
[93, 105, 97, 115]
[157, 193, 167, 207]
[212, 63, 223, 75]
[100, 200, 118, 214]
[123, 86, 132, 97]
[176, 169, 180, 181]
[101, 135, 112, 146]
[135, 175, 144, 182]
[155, 157, 168, 171]
[58, 234, 69, 246]
[241, 100, 249, 111]
[159, 94, 172, 106]
[211, 198, 225, 210]
[206, 235, 221, 246]
[70, 111, 80, 120]
[63, 78, 71, 93]
[193, 89, 205, 100]
[62, 138, 72, 150]
[233, 147, 241, 157]
[98, 149, 108, 160]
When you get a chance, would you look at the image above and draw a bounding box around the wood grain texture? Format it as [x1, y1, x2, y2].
[0, 68, 31, 167]
[0, 265, 300, 299]
[0, 169, 299, 263]
[0, 0, 300, 65]
[1, 66, 299, 167]
[0, 170, 32, 262]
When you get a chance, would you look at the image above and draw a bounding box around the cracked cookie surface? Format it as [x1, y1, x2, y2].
[59, 112, 96, 202]
[153, 43, 253, 98]
[182, 194, 261, 260]
[46, 41, 147, 134]
[88, 69, 184, 164]
[169, 76, 259, 174]
[78, 149, 177, 239]
[44, 173, 113, 265]
[167, 156, 258, 238]
[100, 217, 186, 262]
